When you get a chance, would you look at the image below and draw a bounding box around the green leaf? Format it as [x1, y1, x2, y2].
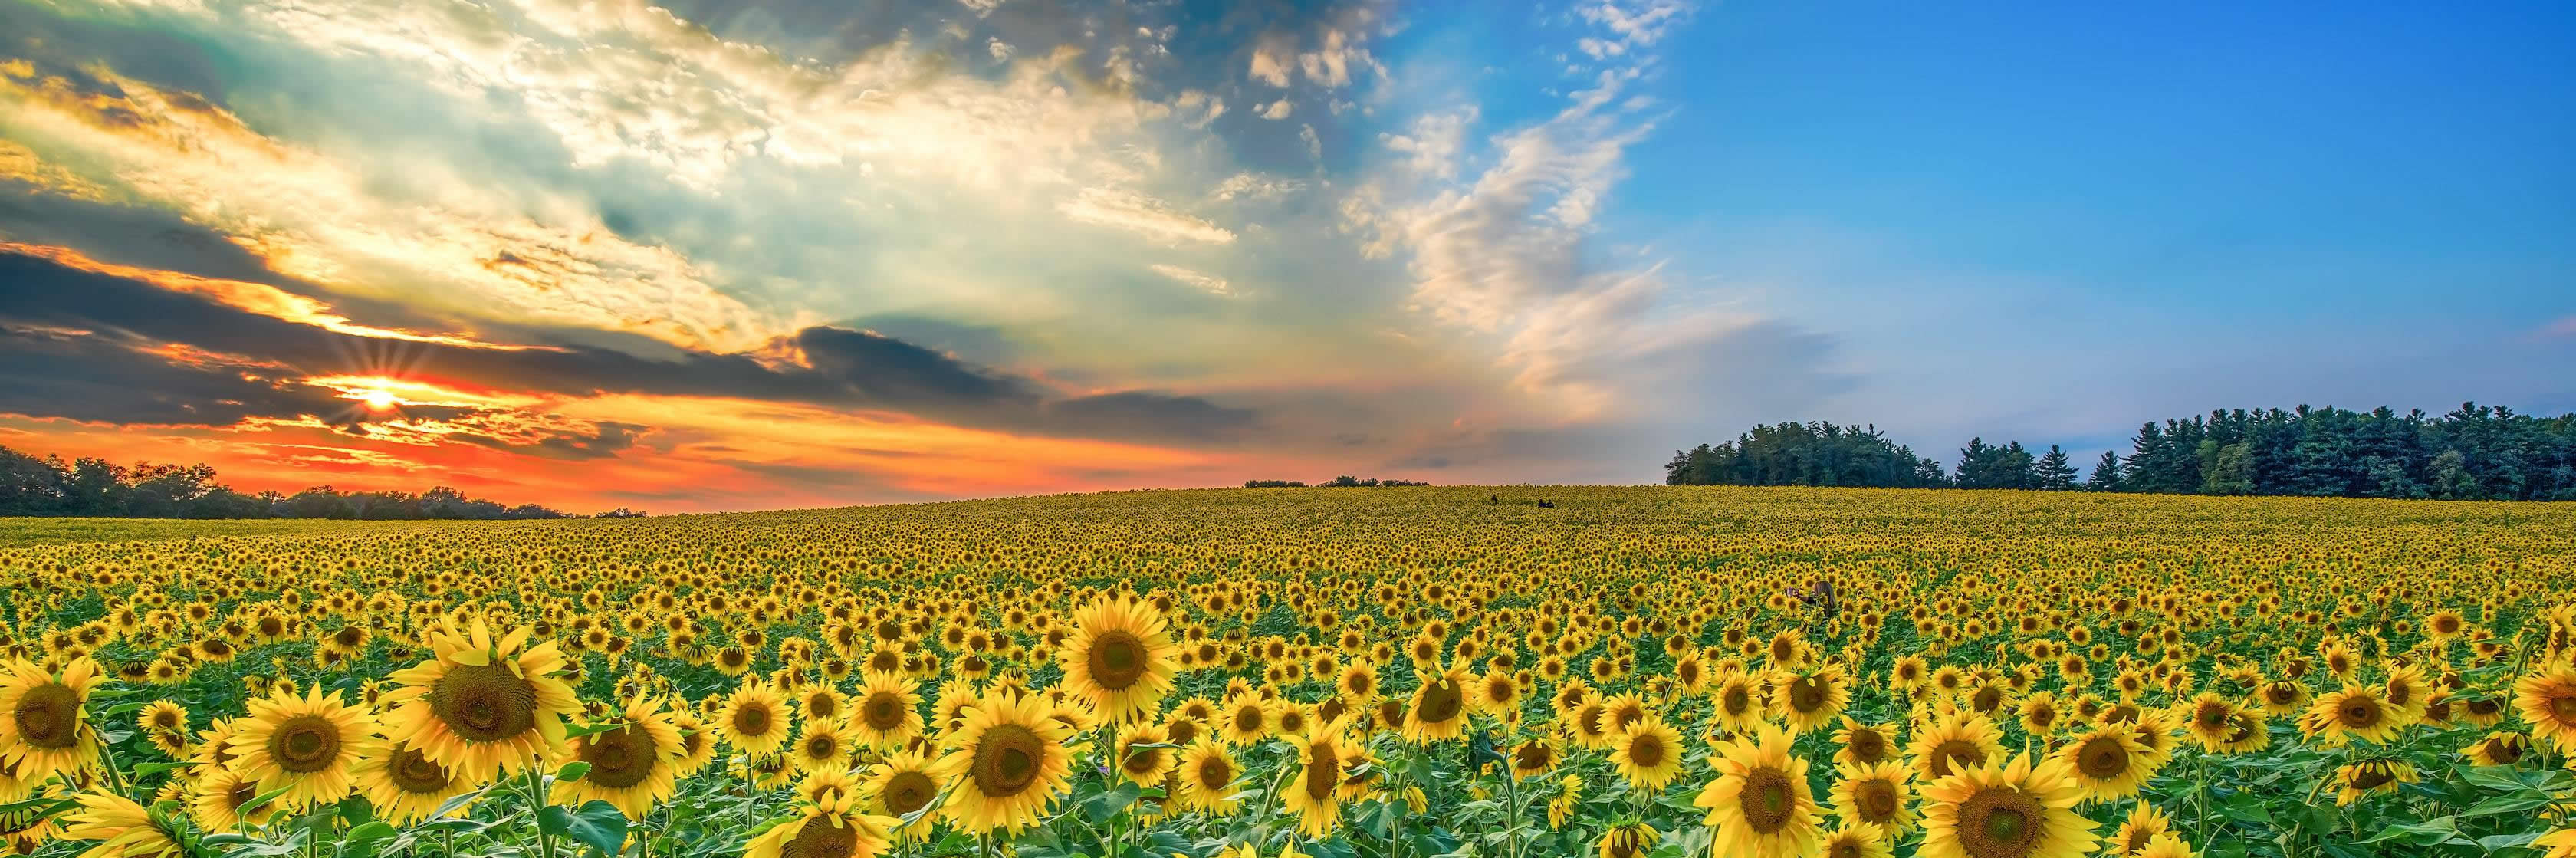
[556, 761, 593, 784]
[565, 721, 630, 739]
[130, 761, 197, 778]
[335, 821, 399, 858]
[236, 785, 294, 817]
[540, 800, 632, 857]
[2461, 791, 2557, 817]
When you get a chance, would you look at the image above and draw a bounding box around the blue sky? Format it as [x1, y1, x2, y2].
[0, 0, 2568, 508]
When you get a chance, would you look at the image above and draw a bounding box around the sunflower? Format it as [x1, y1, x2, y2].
[1829, 761, 1917, 837]
[138, 700, 188, 738]
[1694, 723, 1822, 858]
[791, 719, 860, 774]
[189, 764, 280, 832]
[1833, 718, 1896, 768]
[350, 736, 476, 825]
[1773, 663, 1852, 735]
[58, 792, 182, 858]
[793, 762, 865, 804]
[847, 673, 924, 751]
[720, 684, 795, 758]
[2380, 663, 2429, 727]
[1704, 670, 1762, 735]
[2179, 693, 2236, 751]
[1056, 593, 1178, 725]
[1279, 719, 1358, 840]
[1218, 695, 1271, 746]
[1175, 740, 1242, 814]
[668, 710, 718, 776]
[2015, 692, 2062, 738]
[2252, 680, 2309, 716]
[1595, 822, 1659, 858]
[0, 802, 56, 855]
[1566, 697, 1615, 750]
[2213, 708, 2270, 754]
[553, 697, 683, 821]
[0, 657, 104, 782]
[1510, 735, 1559, 780]
[228, 685, 370, 811]
[1113, 724, 1177, 786]
[1918, 754, 2098, 858]
[2108, 801, 2174, 856]
[931, 690, 1074, 836]
[381, 620, 580, 782]
[2133, 832, 2196, 858]
[1609, 714, 1684, 792]
[797, 686, 849, 725]
[743, 788, 899, 858]
[2052, 725, 2150, 801]
[1907, 712, 2004, 782]
[859, 750, 944, 843]
[1820, 823, 1893, 858]
[1475, 670, 1523, 716]
[2461, 731, 2531, 767]
[2517, 666, 2576, 752]
[2331, 758, 2414, 806]
[1403, 662, 1472, 744]
[2535, 827, 2576, 858]
[2305, 685, 2397, 748]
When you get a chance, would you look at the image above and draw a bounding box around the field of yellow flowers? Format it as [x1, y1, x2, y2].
[2, 485, 2574, 858]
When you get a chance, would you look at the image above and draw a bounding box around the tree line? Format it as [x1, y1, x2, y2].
[1243, 475, 1433, 488]
[1664, 403, 2576, 501]
[0, 444, 615, 518]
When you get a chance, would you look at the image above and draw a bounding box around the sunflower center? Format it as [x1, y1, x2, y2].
[1789, 676, 1827, 712]
[1302, 741, 1340, 801]
[1930, 740, 1984, 777]
[1515, 742, 1552, 771]
[1168, 719, 1201, 745]
[971, 724, 1044, 798]
[806, 695, 840, 720]
[1122, 746, 1163, 775]
[1627, 733, 1666, 769]
[1855, 778, 1898, 821]
[1957, 787, 2044, 858]
[1195, 756, 1235, 791]
[580, 724, 658, 789]
[779, 817, 861, 858]
[2265, 685, 2298, 705]
[1087, 630, 1149, 691]
[1739, 768, 1793, 834]
[1848, 729, 1885, 763]
[734, 704, 777, 738]
[2225, 715, 2258, 744]
[1723, 688, 1750, 714]
[389, 747, 452, 794]
[2551, 695, 2576, 723]
[271, 715, 343, 773]
[805, 733, 839, 759]
[2196, 705, 2227, 728]
[884, 770, 936, 815]
[10, 683, 79, 749]
[2350, 766, 2394, 791]
[2076, 736, 2130, 780]
[2338, 699, 2381, 729]
[2486, 738, 2525, 764]
[1829, 840, 1863, 858]
[863, 695, 905, 731]
[429, 663, 540, 743]
[1417, 679, 1464, 725]
[1234, 708, 1264, 735]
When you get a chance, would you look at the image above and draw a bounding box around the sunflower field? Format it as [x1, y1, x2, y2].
[1, 486, 2574, 858]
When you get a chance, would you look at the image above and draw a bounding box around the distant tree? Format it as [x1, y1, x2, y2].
[2086, 450, 2124, 491]
[0, 443, 575, 519]
[2034, 445, 2078, 490]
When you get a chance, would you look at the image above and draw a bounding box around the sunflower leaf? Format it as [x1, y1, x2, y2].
[566, 722, 629, 739]
[555, 761, 593, 784]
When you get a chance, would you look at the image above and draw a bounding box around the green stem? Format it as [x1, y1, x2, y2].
[1500, 765, 1523, 858]
[526, 763, 558, 858]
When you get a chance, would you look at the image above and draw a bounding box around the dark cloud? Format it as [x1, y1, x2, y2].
[0, 250, 1262, 446]
[449, 421, 648, 461]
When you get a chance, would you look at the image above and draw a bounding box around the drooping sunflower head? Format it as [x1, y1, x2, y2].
[1402, 662, 1471, 744]
[2462, 731, 2531, 768]
[1510, 736, 1559, 780]
[1595, 822, 1659, 858]
[2332, 758, 2415, 807]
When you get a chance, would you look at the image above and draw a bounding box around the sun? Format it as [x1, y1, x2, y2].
[361, 390, 397, 411]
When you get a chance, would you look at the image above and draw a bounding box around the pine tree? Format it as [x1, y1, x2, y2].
[2086, 450, 2124, 491]
[2035, 445, 2078, 490]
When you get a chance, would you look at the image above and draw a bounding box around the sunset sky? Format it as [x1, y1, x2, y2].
[2, 1, 2570, 512]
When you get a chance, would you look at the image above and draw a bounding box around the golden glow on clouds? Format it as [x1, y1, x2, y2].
[0, 242, 536, 350]
[0, 59, 786, 353]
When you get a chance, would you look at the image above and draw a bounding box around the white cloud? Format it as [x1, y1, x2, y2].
[1056, 188, 1237, 245]
[1148, 263, 1234, 297]
[1380, 109, 1477, 180]
[1259, 99, 1295, 120]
